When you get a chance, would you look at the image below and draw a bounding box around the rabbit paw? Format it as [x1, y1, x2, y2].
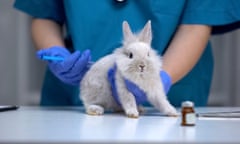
[125, 109, 139, 118]
[86, 105, 104, 116]
[163, 106, 178, 117]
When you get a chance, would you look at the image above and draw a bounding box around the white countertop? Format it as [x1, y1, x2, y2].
[0, 106, 240, 144]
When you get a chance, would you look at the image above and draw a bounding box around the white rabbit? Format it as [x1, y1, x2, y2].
[80, 20, 177, 118]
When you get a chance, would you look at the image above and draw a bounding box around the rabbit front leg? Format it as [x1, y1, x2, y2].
[121, 92, 139, 118]
[115, 76, 139, 118]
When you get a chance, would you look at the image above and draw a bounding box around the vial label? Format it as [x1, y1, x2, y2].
[186, 113, 196, 124]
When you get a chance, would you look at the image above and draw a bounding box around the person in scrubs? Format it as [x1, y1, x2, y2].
[14, 0, 240, 107]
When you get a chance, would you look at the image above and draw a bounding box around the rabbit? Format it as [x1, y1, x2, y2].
[80, 20, 178, 118]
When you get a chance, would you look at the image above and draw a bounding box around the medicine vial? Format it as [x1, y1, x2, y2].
[181, 101, 196, 126]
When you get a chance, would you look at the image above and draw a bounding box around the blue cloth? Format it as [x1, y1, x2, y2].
[14, 0, 240, 106]
[107, 64, 172, 106]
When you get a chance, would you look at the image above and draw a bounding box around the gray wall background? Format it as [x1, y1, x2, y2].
[1, 0, 240, 106]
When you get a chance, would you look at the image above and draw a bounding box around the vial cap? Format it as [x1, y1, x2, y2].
[115, 0, 126, 2]
[182, 101, 194, 107]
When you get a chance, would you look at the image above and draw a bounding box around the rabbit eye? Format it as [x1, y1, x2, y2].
[129, 52, 133, 59]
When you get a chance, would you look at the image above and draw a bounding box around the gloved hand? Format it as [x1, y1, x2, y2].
[107, 64, 172, 105]
[36, 46, 91, 86]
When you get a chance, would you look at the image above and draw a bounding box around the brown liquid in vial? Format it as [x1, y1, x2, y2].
[181, 101, 196, 126]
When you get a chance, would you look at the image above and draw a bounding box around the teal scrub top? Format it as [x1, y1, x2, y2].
[14, 0, 240, 106]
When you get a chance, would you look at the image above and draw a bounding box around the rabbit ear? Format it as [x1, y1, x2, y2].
[122, 21, 135, 43]
[138, 20, 152, 44]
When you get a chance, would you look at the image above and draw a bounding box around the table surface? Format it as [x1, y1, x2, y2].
[1, 106, 240, 144]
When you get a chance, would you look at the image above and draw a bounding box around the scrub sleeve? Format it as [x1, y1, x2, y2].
[14, 0, 82, 106]
[168, 0, 240, 106]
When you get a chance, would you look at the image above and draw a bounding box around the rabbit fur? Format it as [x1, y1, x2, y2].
[80, 21, 177, 118]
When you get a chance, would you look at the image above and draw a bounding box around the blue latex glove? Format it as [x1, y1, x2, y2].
[160, 70, 172, 93]
[37, 46, 91, 86]
[107, 64, 172, 105]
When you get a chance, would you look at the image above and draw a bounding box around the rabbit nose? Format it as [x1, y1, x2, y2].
[139, 64, 145, 72]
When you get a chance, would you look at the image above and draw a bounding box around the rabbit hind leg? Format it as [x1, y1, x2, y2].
[147, 91, 178, 116]
[86, 104, 104, 116]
